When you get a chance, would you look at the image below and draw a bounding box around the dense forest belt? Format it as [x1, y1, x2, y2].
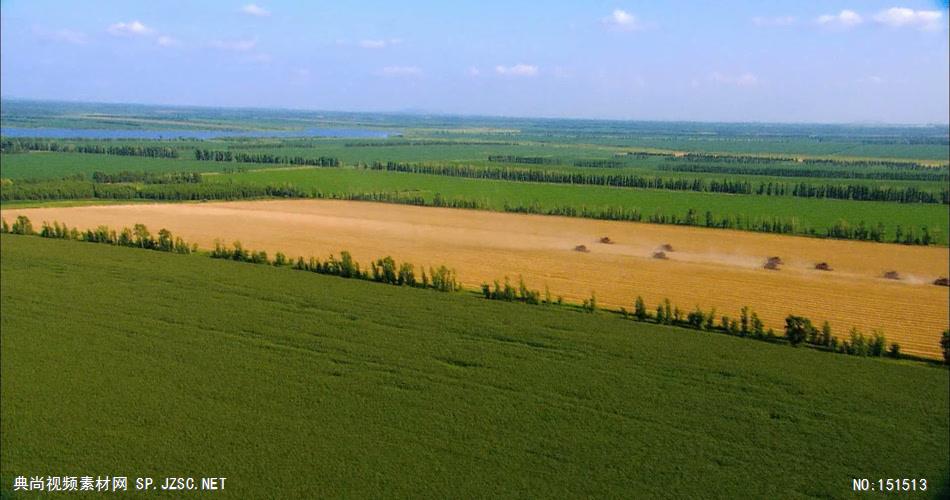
[371, 161, 949, 204]
[488, 155, 563, 165]
[0, 138, 179, 158]
[193, 149, 340, 166]
[4, 199, 947, 358]
[656, 163, 950, 182]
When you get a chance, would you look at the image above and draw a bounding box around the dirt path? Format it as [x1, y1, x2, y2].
[4, 200, 948, 358]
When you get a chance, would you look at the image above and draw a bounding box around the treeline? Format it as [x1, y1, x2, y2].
[0, 215, 462, 295]
[487, 155, 562, 165]
[213, 241, 461, 292]
[91, 171, 202, 184]
[1, 215, 196, 254]
[194, 149, 340, 167]
[660, 151, 945, 170]
[370, 161, 946, 204]
[573, 159, 627, 168]
[789, 183, 947, 204]
[0, 138, 179, 158]
[657, 163, 950, 182]
[477, 280, 909, 360]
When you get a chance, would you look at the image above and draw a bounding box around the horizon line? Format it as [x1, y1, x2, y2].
[2, 96, 949, 129]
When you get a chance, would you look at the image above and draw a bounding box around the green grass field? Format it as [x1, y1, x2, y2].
[0, 152, 232, 180]
[2, 234, 948, 498]
[209, 167, 950, 244]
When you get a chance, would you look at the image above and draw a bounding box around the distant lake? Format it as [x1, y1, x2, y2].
[0, 127, 396, 140]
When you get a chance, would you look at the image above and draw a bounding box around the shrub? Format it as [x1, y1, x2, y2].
[887, 343, 901, 359]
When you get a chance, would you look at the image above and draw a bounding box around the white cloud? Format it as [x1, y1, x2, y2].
[710, 72, 759, 87]
[157, 36, 180, 47]
[873, 7, 942, 30]
[358, 38, 402, 49]
[816, 10, 863, 28]
[107, 20, 153, 36]
[33, 27, 88, 45]
[467, 66, 481, 77]
[752, 16, 796, 27]
[602, 9, 642, 31]
[495, 64, 539, 77]
[240, 4, 270, 17]
[211, 38, 257, 51]
[379, 66, 421, 76]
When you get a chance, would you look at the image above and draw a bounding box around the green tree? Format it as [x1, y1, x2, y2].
[740, 306, 750, 337]
[157, 228, 173, 252]
[132, 224, 152, 249]
[784, 315, 815, 346]
[750, 312, 765, 338]
[11, 215, 33, 235]
[820, 321, 833, 347]
[634, 296, 647, 321]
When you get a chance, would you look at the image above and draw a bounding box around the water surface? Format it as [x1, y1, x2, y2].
[0, 127, 395, 140]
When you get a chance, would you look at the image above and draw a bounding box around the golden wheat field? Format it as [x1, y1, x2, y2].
[4, 200, 948, 358]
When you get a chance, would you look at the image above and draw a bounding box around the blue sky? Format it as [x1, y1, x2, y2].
[1, 0, 948, 123]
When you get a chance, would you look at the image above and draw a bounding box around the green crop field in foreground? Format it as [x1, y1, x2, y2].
[210, 168, 950, 244]
[2, 235, 948, 498]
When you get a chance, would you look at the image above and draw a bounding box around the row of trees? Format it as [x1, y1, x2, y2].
[788, 183, 946, 204]
[825, 221, 935, 245]
[664, 151, 944, 171]
[0, 138, 179, 158]
[1, 215, 462, 294]
[210, 240, 462, 293]
[573, 159, 627, 168]
[91, 171, 202, 184]
[783, 316, 895, 357]
[658, 163, 949, 182]
[487, 155, 562, 165]
[369, 161, 946, 204]
[193, 149, 340, 166]
[472, 277, 915, 361]
[1, 216, 195, 254]
[480, 276, 550, 305]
